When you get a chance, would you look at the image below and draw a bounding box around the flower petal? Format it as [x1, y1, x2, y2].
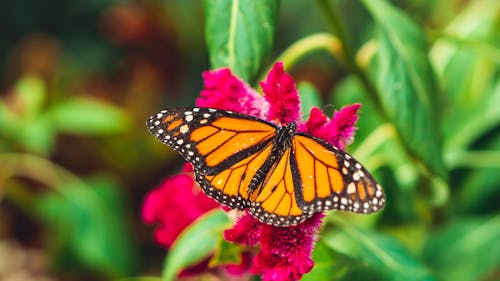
[250, 213, 324, 281]
[224, 212, 262, 246]
[297, 106, 328, 135]
[260, 62, 300, 124]
[326, 103, 361, 150]
[142, 173, 218, 247]
[300, 104, 361, 150]
[196, 68, 268, 118]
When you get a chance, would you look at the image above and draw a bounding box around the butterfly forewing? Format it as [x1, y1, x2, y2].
[147, 108, 277, 174]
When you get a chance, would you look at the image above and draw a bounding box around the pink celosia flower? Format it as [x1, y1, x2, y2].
[260, 62, 301, 125]
[252, 213, 325, 281]
[142, 163, 219, 247]
[145, 62, 360, 281]
[224, 210, 262, 246]
[299, 104, 361, 150]
[196, 68, 269, 119]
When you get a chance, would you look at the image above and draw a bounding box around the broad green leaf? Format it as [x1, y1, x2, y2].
[422, 214, 500, 281]
[37, 177, 138, 277]
[162, 209, 231, 281]
[204, 0, 279, 83]
[362, 0, 446, 178]
[48, 98, 130, 135]
[444, 73, 500, 157]
[431, 0, 500, 78]
[302, 241, 381, 281]
[430, 0, 500, 152]
[323, 218, 436, 281]
[298, 82, 322, 116]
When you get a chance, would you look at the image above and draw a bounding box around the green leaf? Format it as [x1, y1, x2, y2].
[422, 214, 500, 281]
[37, 177, 138, 277]
[430, 0, 500, 152]
[298, 82, 322, 116]
[0, 76, 54, 153]
[18, 116, 55, 154]
[303, 241, 372, 281]
[162, 209, 231, 281]
[323, 218, 436, 281]
[204, 0, 279, 83]
[47, 98, 130, 135]
[431, 0, 500, 81]
[14, 75, 46, 117]
[362, 0, 446, 178]
[209, 236, 244, 267]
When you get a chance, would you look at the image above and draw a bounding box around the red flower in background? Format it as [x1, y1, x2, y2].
[142, 163, 218, 247]
[143, 62, 361, 281]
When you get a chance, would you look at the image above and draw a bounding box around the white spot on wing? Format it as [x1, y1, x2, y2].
[180, 124, 189, 134]
[347, 182, 356, 194]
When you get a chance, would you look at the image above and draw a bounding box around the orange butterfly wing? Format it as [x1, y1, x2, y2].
[292, 134, 385, 215]
[245, 134, 384, 226]
[148, 108, 385, 226]
[147, 108, 278, 209]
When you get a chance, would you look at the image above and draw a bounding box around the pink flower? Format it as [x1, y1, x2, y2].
[196, 68, 269, 119]
[253, 213, 324, 281]
[260, 62, 301, 125]
[224, 211, 262, 246]
[299, 104, 361, 150]
[142, 164, 219, 247]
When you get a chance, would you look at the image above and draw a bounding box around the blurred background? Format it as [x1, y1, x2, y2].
[1, 0, 499, 281]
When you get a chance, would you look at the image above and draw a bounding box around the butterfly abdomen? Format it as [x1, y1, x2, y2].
[247, 123, 296, 194]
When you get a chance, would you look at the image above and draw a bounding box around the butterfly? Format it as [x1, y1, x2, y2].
[147, 107, 385, 226]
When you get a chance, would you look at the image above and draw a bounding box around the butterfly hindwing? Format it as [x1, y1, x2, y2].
[247, 148, 308, 226]
[292, 134, 385, 215]
[193, 141, 274, 210]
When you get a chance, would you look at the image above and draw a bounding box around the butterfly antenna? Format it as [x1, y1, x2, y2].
[322, 104, 338, 117]
[299, 104, 337, 121]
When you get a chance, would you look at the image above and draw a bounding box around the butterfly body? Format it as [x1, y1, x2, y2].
[148, 107, 385, 226]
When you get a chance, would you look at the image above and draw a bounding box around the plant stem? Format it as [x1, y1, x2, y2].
[258, 33, 342, 83]
[0, 153, 102, 211]
[445, 150, 500, 169]
[353, 123, 396, 162]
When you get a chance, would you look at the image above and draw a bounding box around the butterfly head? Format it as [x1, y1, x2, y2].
[274, 122, 296, 151]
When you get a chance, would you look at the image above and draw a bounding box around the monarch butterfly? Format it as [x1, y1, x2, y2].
[147, 107, 385, 226]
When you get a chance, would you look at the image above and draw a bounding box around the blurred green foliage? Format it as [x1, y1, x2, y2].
[0, 0, 499, 281]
